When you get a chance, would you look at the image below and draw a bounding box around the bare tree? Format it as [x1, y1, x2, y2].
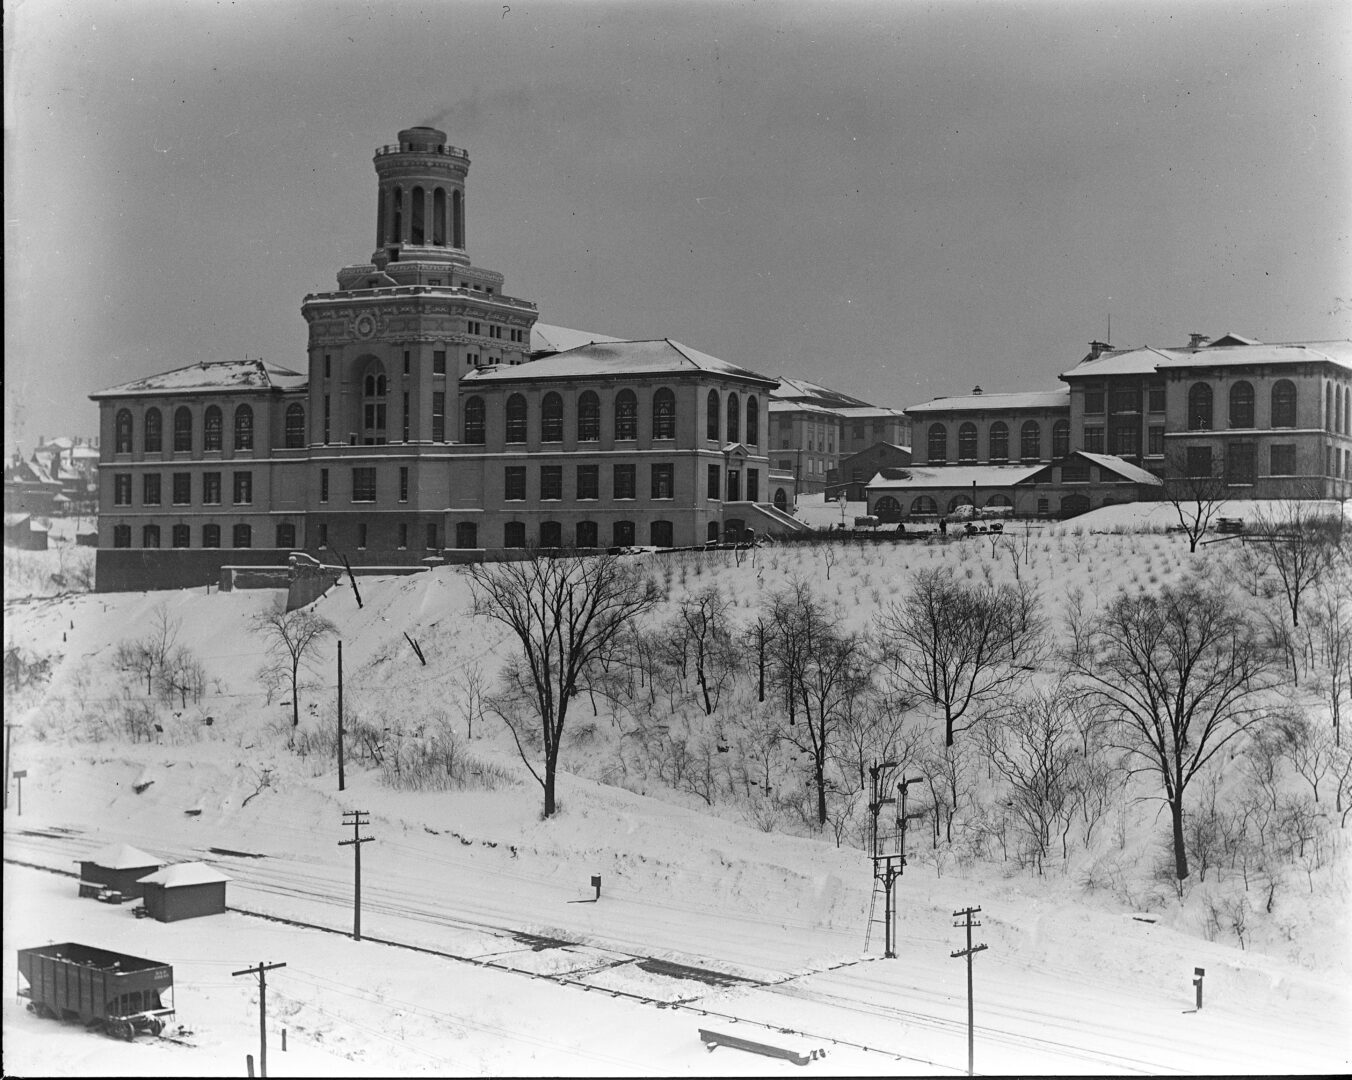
[1160, 447, 1228, 553]
[1237, 497, 1338, 631]
[113, 603, 183, 695]
[469, 549, 660, 818]
[672, 585, 738, 715]
[743, 614, 774, 703]
[252, 600, 337, 729]
[1069, 574, 1278, 879]
[1304, 558, 1352, 745]
[770, 580, 870, 827]
[874, 566, 1044, 746]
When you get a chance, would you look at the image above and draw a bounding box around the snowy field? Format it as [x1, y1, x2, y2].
[4, 506, 1350, 1075]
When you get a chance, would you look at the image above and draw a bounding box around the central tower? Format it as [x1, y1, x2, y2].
[372, 126, 469, 270]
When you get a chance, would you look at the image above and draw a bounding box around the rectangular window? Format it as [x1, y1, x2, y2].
[402, 392, 410, 442]
[614, 464, 636, 500]
[540, 465, 563, 500]
[352, 467, 376, 502]
[1109, 387, 1139, 414]
[398, 523, 408, 549]
[433, 350, 446, 375]
[202, 472, 221, 505]
[577, 465, 599, 500]
[1084, 385, 1105, 414]
[1226, 443, 1256, 486]
[1083, 425, 1105, 453]
[432, 392, 445, 442]
[114, 474, 132, 505]
[1147, 426, 1165, 456]
[142, 474, 160, 506]
[403, 349, 411, 376]
[173, 472, 192, 505]
[1186, 445, 1213, 478]
[172, 523, 190, 548]
[325, 354, 332, 379]
[707, 463, 720, 499]
[504, 466, 526, 501]
[1110, 422, 1140, 456]
[1148, 382, 1166, 413]
[426, 523, 438, 550]
[357, 523, 368, 549]
[746, 468, 760, 503]
[399, 466, 409, 502]
[318, 523, 328, 548]
[323, 395, 331, 443]
[320, 468, 329, 503]
[651, 463, 674, 500]
[232, 471, 252, 505]
[777, 458, 793, 471]
[1270, 444, 1297, 476]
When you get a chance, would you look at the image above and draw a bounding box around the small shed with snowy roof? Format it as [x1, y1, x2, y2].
[77, 843, 162, 900]
[137, 862, 231, 922]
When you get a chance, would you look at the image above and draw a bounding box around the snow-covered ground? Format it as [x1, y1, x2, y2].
[4, 519, 1350, 1075]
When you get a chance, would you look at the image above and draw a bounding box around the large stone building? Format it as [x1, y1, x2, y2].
[768, 378, 908, 494]
[90, 126, 802, 591]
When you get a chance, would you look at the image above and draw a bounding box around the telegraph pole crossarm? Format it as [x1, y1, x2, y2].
[951, 905, 989, 1077]
[232, 961, 285, 1079]
[339, 810, 374, 940]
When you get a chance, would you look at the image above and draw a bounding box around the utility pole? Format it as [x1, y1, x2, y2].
[4, 722, 18, 810]
[337, 640, 345, 792]
[951, 906, 988, 1077]
[232, 961, 285, 1078]
[339, 810, 373, 940]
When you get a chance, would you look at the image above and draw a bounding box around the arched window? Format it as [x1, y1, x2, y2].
[202, 523, 221, 548]
[746, 396, 759, 446]
[112, 524, 131, 548]
[773, 488, 788, 511]
[958, 422, 978, 461]
[927, 423, 947, 463]
[577, 391, 600, 441]
[233, 524, 252, 549]
[1052, 419, 1070, 458]
[540, 520, 563, 548]
[948, 494, 973, 513]
[1188, 383, 1213, 430]
[432, 187, 446, 245]
[707, 521, 721, 543]
[234, 404, 255, 450]
[652, 387, 675, 439]
[612, 520, 635, 547]
[455, 522, 478, 549]
[362, 363, 388, 443]
[451, 189, 463, 249]
[410, 185, 425, 244]
[174, 407, 194, 453]
[115, 410, 134, 454]
[1327, 384, 1335, 431]
[284, 403, 305, 448]
[1020, 420, 1041, 461]
[203, 406, 222, 451]
[986, 494, 1014, 508]
[541, 392, 564, 442]
[615, 390, 638, 440]
[650, 520, 674, 548]
[142, 524, 160, 549]
[505, 394, 528, 443]
[910, 495, 938, 516]
[504, 521, 526, 548]
[143, 408, 162, 453]
[276, 523, 296, 549]
[874, 496, 902, 521]
[1229, 380, 1255, 428]
[706, 390, 720, 440]
[989, 421, 1009, 462]
[391, 187, 403, 243]
[576, 520, 598, 549]
[463, 397, 485, 443]
[726, 392, 740, 442]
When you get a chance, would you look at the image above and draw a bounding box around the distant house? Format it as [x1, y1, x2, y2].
[78, 843, 162, 901]
[829, 442, 912, 501]
[137, 862, 230, 922]
[3, 513, 48, 550]
[3, 456, 63, 517]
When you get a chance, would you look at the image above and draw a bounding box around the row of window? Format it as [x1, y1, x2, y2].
[1083, 382, 1168, 415]
[499, 463, 761, 503]
[462, 389, 761, 446]
[1186, 380, 1301, 431]
[927, 419, 1070, 463]
[1185, 443, 1351, 482]
[113, 471, 252, 507]
[114, 404, 306, 454]
[379, 183, 463, 248]
[111, 522, 287, 549]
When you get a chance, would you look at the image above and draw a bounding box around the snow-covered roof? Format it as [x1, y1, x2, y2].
[868, 464, 1044, 490]
[137, 861, 231, 887]
[529, 323, 624, 354]
[831, 406, 907, 419]
[465, 339, 777, 385]
[1062, 340, 1352, 379]
[769, 400, 840, 417]
[91, 359, 308, 399]
[82, 843, 160, 870]
[1075, 452, 1164, 486]
[770, 377, 872, 407]
[906, 387, 1069, 414]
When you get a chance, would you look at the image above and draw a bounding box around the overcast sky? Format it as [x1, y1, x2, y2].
[6, 0, 1351, 446]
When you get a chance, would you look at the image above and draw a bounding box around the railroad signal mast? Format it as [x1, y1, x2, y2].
[866, 762, 925, 958]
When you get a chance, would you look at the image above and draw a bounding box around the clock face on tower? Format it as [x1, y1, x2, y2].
[354, 313, 376, 339]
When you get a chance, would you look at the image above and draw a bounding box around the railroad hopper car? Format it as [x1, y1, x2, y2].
[17, 942, 175, 1040]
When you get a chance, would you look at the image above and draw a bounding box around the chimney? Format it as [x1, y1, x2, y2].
[1188, 333, 1211, 349]
[972, 385, 983, 396]
[1088, 341, 1110, 360]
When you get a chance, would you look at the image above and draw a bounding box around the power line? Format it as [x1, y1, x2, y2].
[231, 960, 286, 1078]
[339, 810, 374, 940]
[950, 905, 988, 1077]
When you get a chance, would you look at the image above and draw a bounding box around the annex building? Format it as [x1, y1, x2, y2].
[90, 126, 804, 591]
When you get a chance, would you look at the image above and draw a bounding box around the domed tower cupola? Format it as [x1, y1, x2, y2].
[372, 126, 470, 269]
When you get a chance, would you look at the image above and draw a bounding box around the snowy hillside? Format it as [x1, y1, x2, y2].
[4, 513, 1350, 1075]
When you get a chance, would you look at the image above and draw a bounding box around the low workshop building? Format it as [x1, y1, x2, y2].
[136, 862, 231, 922]
[77, 843, 163, 901]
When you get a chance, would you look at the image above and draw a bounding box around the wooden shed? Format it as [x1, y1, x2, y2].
[136, 862, 230, 923]
[77, 843, 162, 902]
